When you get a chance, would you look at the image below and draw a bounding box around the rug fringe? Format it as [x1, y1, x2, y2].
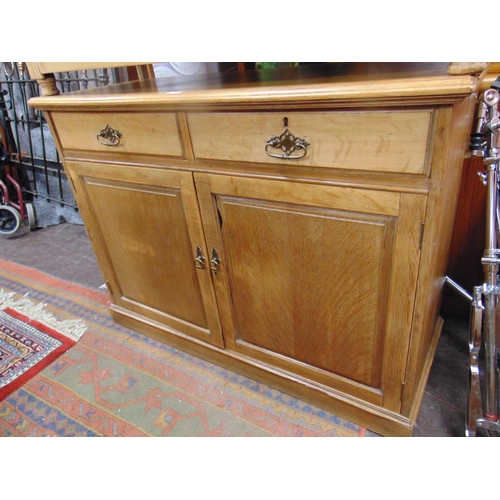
[0, 289, 87, 342]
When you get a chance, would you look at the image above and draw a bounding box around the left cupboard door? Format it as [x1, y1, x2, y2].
[64, 161, 224, 348]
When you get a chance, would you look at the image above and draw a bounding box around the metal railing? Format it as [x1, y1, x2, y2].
[0, 62, 129, 223]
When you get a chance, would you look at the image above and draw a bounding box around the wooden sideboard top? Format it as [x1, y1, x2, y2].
[29, 63, 482, 112]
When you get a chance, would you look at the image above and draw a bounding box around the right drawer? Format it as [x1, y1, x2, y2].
[187, 110, 432, 175]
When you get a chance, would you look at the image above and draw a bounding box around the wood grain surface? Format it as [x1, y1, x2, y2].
[28, 63, 482, 435]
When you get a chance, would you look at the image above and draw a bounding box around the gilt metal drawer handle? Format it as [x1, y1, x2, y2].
[97, 124, 122, 146]
[265, 118, 310, 160]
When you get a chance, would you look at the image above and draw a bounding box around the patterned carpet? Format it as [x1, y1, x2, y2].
[0, 258, 366, 437]
[0, 306, 80, 401]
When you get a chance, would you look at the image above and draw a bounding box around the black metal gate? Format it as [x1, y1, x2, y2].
[0, 62, 130, 227]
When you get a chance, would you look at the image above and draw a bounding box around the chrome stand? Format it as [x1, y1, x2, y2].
[451, 77, 500, 436]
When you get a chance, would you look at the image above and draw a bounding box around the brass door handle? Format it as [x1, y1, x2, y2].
[194, 245, 205, 269]
[265, 117, 310, 160]
[210, 247, 220, 275]
[97, 124, 122, 146]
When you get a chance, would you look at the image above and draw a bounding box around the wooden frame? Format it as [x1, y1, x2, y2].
[25, 63, 154, 96]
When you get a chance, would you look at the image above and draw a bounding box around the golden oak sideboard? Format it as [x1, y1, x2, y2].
[29, 63, 481, 436]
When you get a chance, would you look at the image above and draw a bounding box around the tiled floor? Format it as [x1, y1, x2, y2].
[0, 222, 475, 436]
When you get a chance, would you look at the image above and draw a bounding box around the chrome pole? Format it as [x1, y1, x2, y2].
[459, 80, 500, 435]
[482, 158, 499, 422]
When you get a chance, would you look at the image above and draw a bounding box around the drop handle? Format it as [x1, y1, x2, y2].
[97, 124, 122, 146]
[210, 247, 220, 275]
[265, 118, 310, 160]
[194, 245, 205, 269]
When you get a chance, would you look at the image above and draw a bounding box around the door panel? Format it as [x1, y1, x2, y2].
[195, 173, 426, 408]
[219, 197, 394, 388]
[85, 179, 207, 325]
[65, 161, 224, 347]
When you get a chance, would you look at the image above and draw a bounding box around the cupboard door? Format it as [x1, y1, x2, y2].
[65, 161, 224, 348]
[195, 173, 427, 410]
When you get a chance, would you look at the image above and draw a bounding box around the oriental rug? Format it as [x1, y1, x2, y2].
[0, 285, 86, 402]
[0, 258, 366, 437]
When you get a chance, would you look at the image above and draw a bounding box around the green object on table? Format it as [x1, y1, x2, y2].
[256, 62, 299, 70]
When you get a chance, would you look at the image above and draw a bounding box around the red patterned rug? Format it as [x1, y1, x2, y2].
[0, 285, 86, 402]
[0, 258, 366, 437]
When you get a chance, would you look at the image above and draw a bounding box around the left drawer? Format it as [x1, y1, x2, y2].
[50, 112, 184, 158]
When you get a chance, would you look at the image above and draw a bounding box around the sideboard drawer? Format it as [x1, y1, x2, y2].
[51, 112, 184, 158]
[188, 111, 432, 174]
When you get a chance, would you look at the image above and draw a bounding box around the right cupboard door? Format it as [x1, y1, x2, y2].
[195, 173, 427, 411]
